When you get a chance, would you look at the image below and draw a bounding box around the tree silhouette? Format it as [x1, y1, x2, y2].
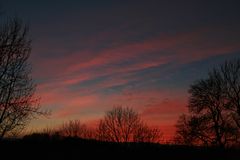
[175, 59, 240, 147]
[175, 114, 215, 146]
[133, 122, 162, 143]
[220, 60, 240, 132]
[97, 106, 162, 143]
[58, 120, 94, 139]
[0, 18, 44, 138]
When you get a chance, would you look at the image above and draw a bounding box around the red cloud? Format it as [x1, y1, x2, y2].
[30, 26, 240, 140]
[33, 27, 240, 85]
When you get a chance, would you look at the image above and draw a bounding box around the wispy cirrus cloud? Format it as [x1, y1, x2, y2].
[30, 26, 240, 139]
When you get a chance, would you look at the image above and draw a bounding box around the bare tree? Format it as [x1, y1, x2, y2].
[97, 106, 162, 143]
[58, 120, 94, 139]
[174, 114, 214, 146]
[175, 59, 240, 147]
[0, 18, 44, 138]
[133, 123, 162, 143]
[220, 60, 240, 131]
[174, 114, 192, 145]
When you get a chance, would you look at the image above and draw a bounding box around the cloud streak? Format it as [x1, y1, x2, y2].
[32, 26, 240, 139]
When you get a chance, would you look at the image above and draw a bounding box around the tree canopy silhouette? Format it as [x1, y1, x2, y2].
[175, 59, 240, 147]
[57, 120, 94, 139]
[0, 18, 45, 138]
[97, 106, 162, 143]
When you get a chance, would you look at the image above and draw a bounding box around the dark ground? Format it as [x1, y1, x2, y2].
[0, 134, 239, 160]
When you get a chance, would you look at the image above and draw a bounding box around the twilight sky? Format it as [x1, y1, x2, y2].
[2, 0, 240, 139]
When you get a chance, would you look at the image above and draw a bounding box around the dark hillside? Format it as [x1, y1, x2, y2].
[0, 135, 239, 160]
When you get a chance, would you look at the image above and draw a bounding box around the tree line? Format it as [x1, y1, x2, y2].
[32, 107, 163, 143]
[1, 16, 240, 147]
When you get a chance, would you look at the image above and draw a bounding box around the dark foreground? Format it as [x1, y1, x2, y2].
[0, 135, 239, 160]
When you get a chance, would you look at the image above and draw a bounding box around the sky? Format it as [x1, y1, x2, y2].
[1, 0, 240, 140]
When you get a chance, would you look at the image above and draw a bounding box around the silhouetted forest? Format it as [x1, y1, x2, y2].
[0, 135, 240, 160]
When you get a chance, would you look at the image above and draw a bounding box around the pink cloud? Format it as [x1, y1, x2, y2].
[29, 26, 240, 139]
[53, 94, 99, 118]
[35, 27, 240, 83]
[32, 27, 240, 88]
